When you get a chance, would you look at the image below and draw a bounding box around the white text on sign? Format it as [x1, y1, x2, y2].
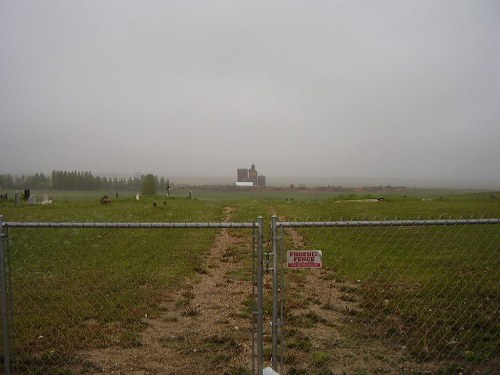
[287, 250, 323, 269]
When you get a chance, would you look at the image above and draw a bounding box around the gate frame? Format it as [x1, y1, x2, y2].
[1, 217, 266, 375]
[270, 217, 500, 373]
[4, 216, 498, 374]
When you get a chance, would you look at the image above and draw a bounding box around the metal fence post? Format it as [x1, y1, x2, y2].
[256, 216, 264, 375]
[271, 215, 279, 371]
[0, 216, 11, 375]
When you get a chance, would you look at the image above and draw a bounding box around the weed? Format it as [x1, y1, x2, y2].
[313, 350, 330, 367]
[286, 336, 312, 352]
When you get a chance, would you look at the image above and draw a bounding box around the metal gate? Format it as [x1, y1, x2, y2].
[2, 215, 499, 374]
[0, 216, 266, 375]
[269, 217, 500, 374]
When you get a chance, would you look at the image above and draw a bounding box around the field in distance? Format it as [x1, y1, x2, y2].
[1, 187, 498, 221]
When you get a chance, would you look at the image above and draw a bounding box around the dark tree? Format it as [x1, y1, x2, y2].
[141, 174, 158, 195]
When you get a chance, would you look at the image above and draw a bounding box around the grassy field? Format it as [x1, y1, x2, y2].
[1, 196, 229, 373]
[281, 224, 498, 366]
[0, 189, 498, 373]
[168, 186, 495, 202]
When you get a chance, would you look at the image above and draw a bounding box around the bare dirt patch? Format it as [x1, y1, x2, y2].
[79, 207, 255, 374]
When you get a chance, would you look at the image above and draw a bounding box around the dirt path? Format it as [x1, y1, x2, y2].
[275, 221, 443, 374]
[81, 207, 255, 374]
[77, 210, 480, 374]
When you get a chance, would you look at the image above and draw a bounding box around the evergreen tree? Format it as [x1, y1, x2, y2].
[141, 174, 157, 195]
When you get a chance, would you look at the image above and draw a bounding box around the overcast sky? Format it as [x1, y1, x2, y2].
[1, 1, 499, 187]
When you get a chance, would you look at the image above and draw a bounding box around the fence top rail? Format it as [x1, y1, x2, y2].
[277, 218, 500, 228]
[2, 221, 257, 229]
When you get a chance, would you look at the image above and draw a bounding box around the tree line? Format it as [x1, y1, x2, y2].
[0, 171, 169, 194]
[0, 173, 51, 190]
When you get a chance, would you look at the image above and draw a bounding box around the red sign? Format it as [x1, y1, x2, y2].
[287, 250, 323, 268]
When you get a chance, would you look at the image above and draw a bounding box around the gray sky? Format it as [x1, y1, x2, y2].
[1, 0, 499, 188]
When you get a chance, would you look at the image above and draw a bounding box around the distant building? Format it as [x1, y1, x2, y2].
[237, 169, 249, 182]
[248, 164, 258, 185]
[235, 181, 254, 187]
[257, 175, 266, 187]
[236, 164, 266, 187]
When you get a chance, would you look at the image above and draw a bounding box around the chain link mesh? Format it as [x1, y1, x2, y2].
[2, 223, 258, 375]
[276, 219, 499, 374]
[2, 218, 499, 374]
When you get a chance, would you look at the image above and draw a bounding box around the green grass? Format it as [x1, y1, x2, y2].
[0, 190, 498, 372]
[1, 195, 229, 372]
[271, 192, 499, 220]
[1, 194, 222, 222]
[10, 226, 214, 345]
[268, 191, 498, 370]
[278, 203, 499, 365]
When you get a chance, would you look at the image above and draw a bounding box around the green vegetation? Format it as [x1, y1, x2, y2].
[0, 170, 170, 192]
[287, 224, 499, 362]
[313, 351, 330, 367]
[270, 192, 499, 220]
[141, 173, 158, 195]
[270, 192, 499, 368]
[0, 189, 498, 373]
[1, 196, 226, 372]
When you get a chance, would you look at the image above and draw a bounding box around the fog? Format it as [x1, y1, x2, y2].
[1, 1, 499, 188]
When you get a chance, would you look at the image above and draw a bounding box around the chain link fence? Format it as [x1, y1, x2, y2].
[272, 218, 499, 374]
[2, 216, 499, 374]
[0, 219, 263, 375]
